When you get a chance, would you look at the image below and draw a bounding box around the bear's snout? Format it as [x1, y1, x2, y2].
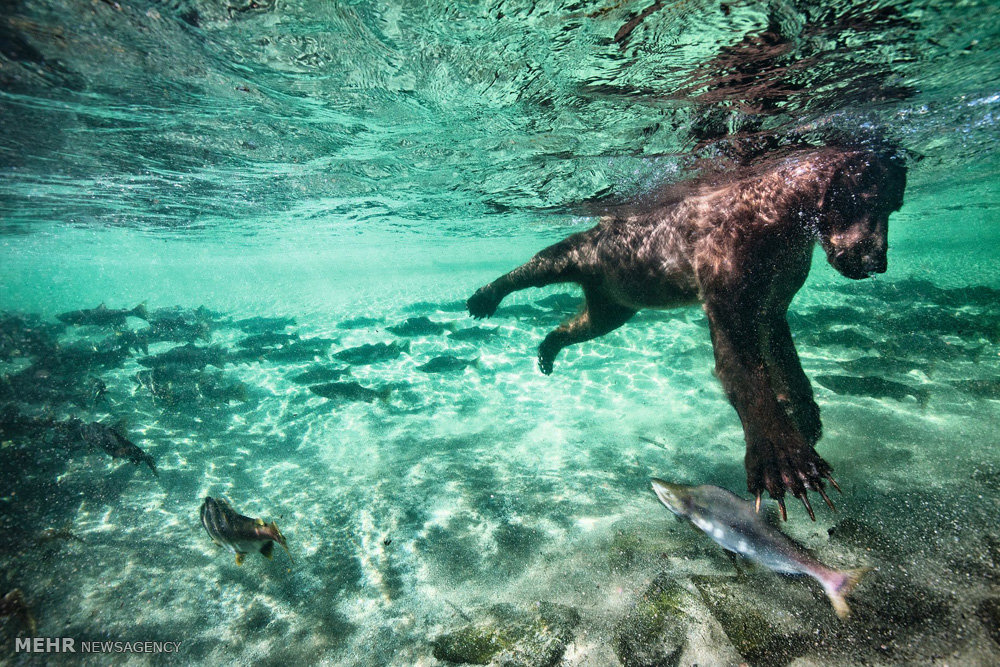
[831, 242, 887, 279]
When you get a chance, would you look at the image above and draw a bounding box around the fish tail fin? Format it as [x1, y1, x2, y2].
[823, 567, 870, 619]
[132, 303, 149, 321]
[269, 521, 294, 563]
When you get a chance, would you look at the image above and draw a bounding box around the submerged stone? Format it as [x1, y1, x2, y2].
[977, 597, 1000, 646]
[612, 573, 691, 667]
[432, 621, 519, 664]
[694, 575, 813, 666]
[694, 564, 957, 665]
[608, 529, 641, 572]
[431, 602, 579, 666]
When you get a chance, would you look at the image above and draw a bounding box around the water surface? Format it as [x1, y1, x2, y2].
[1, 1, 999, 664]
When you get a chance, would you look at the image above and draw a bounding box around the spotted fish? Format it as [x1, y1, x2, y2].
[199, 497, 291, 566]
[651, 479, 866, 618]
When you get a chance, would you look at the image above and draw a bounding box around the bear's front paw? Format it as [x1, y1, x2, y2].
[745, 437, 837, 521]
[467, 286, 500, 319]
[778, 397, 823, 446]
[798, 402, 823, 445]
[537, 335, 564, 375]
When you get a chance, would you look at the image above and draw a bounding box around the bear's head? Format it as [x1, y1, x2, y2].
[813, 151, 907, 280]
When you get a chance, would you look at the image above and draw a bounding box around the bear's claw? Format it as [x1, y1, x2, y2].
[747, 440, 834, 521]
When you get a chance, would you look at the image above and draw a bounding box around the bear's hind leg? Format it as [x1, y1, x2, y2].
[538, 289, 635, 375]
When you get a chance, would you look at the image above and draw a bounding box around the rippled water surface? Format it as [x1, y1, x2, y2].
[2, 1, 999, 665]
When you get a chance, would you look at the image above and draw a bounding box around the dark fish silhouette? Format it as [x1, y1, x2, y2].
[336, 316, 383, 330]
[416, 355, 479, 373]
[308, 381, 391, 403]
[815, 374, 929, 406]
[290, 365, 351, 385]
[837, 355, 933, 376]
[806, 328, 877, 350]
[652, 480, 866, 618]
[144, 307, 214, 343]
[139, 344, 228, 370]
[234, 316, 296, 333]
[238, 331, 300, 349]
[35, 522, 86, 545]
[196, 371, 250, 405]
[387, 316, 454, 337]
[262, 337, 337, 362]
[134, 368, 247, 406]
[534, 292, 582, 312]
[952, 377, 1000, 400]
[200, 497, 291, 566]
[0, 312, 62, 360]
[495, 304, 547, 319]
[35, 343, 129, 373]
[334, 341, 409, 365]
[133, 367, 199, 405]
[64, 418, 157, 475]
[57, 303, 148, 327]
[100, 329, 149, 355]
[447, 326, 500, 342]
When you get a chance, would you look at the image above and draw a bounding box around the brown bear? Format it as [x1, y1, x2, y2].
[468, 147, 907, 520]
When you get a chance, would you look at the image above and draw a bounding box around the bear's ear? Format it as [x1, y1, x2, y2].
[813, 157, 843, 213]
[815, 152, 871, 213]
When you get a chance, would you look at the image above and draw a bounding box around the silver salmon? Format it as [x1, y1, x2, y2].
[200, 497, 291, 566]
[651, 479, 866, 618]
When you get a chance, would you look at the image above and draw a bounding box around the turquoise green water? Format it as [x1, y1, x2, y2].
[2, 1, 999, 665]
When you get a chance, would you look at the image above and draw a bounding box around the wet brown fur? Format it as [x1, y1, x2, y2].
[468, 147, 906, 511]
